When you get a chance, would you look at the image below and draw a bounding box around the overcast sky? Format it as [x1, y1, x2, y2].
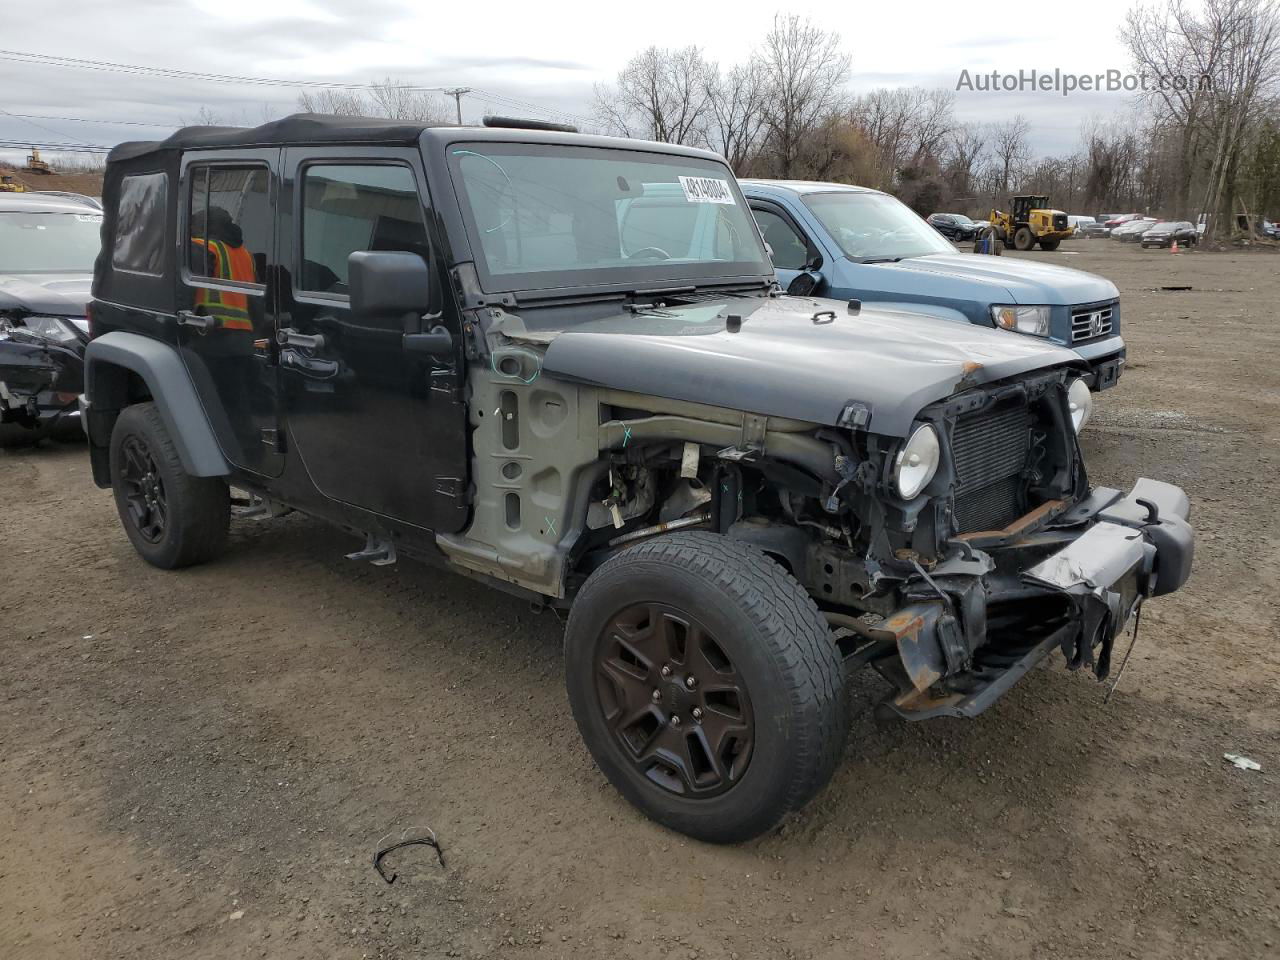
[0, 0, 1142, 168]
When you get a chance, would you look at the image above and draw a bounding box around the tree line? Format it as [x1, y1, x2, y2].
[593, 4, 1280, 241]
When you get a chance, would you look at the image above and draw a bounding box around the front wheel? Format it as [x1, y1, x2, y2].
[1038, 238, 1061, 251]
[1013, 226, 1036, 250]
[565, 532, 848, 843]
[109, 402, 230, 569]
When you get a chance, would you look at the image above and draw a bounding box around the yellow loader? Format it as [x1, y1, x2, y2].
[989, 195, 1073, 251]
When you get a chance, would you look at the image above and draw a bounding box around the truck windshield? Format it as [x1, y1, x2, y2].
[802, 192, 955, 262]
[448, 143, 770, 292]
[0, 211, 102, 273]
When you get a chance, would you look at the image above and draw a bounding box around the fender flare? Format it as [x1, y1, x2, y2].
[84, 331, 229, 477]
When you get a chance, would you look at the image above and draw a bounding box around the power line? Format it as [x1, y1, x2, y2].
[2, 111, 173, 128]
[0, 49, 451, 92]
[0, 139, 112, 152]
[0, 49, 596, 127]
[0, 106, 93, 147]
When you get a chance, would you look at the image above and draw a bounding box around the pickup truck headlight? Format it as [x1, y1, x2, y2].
[991, 305, 1051, 337]
[893, 424, 940, 500]
[1068, 377, 1093, 431]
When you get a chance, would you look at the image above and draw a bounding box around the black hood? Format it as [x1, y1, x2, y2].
[0, 272, 93, 317]
[541, 295, 1082, 437]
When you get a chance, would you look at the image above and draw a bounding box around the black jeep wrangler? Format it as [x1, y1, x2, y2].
[83, 114, 1194, 843]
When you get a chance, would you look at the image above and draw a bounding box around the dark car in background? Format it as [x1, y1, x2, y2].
[1077, 219, 1110, 238]
[925, 212, 979, 242]
[0, 193, 99, 446]
[1111, 218, 1158, 242]
[1141, 221, 1198, 248]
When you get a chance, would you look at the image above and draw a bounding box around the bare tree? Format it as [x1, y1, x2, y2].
[296, 88, 374, 116]
[943, 122, 987, 200]
[367, 80, 452, 123]
[757, 15, 851, 177]
[990, 115, 1031, 195]
[704, 60, 769, 171]
[1123, 0, 1280, 238]
[593, 46, 714, 144]
[296, 81, 452, 124]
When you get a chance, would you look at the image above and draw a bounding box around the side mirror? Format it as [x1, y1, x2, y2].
[348, 251, 431, 321]
[786, 269, 824, 298]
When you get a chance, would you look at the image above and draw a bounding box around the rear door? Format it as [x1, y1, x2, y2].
[276, 147, 469, 533]
[177, 151, 284, 478]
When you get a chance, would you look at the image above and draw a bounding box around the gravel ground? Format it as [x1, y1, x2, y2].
[2, 239, 1277, 960]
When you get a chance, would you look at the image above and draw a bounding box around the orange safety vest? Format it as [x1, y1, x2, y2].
[192, 237, 254, 331]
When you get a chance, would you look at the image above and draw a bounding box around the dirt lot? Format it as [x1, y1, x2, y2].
[2, 240, 1277, 960]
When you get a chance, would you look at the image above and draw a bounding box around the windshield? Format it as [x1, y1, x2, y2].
[448, 142, 770, 292]
[802, 192, 955, 261]
[0, 211, 102, 273]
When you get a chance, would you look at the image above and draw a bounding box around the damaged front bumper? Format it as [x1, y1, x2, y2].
[865, 478, 1194, 720]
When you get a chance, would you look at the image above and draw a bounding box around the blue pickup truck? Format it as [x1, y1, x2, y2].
[741, 180, 1126, 390]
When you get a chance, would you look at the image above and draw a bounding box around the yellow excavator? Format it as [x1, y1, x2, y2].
[989, 195, 1073, 251]
[25, 147, 53, 175]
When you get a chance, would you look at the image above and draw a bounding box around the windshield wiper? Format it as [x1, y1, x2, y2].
[860, 256, 904, 264]
[623, 302, 678, 317]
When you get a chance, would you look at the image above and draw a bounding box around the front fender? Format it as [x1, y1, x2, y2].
[83, 331, 229, 483]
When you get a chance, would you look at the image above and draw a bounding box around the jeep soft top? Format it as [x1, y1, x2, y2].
[82, 114, 1194, 842]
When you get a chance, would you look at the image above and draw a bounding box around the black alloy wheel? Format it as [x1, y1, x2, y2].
[119, 434, 168, 543]
[595, 601, 754, 797]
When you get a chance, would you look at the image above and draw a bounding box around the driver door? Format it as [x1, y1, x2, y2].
[275, 148, 469, 533]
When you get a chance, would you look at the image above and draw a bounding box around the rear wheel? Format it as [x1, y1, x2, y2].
[1013, 226, 1036, 251]
[109, 402, 229, 569]
[565, 532, 847, 843]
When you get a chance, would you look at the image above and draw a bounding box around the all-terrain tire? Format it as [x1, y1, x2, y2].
[1013, 226, 1036, 250]
[1038, 238, 1061, 251]
[109, 402, 229, 569]
[564, 532, 848, 843]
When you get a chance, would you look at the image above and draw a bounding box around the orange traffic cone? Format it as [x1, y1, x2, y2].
[1171, 239, 1180, 253]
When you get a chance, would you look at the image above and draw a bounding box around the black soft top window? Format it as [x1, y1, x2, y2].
[111, 172, 168, 276]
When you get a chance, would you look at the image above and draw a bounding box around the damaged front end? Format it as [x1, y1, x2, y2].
[805, 369, 1194, 719]
[0, 316, 87, 443]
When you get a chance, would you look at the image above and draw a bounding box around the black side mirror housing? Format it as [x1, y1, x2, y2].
[786, 269, 824, 298]
[348, 250, 431, 320]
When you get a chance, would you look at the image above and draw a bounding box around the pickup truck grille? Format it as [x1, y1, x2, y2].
[951, 403, 1031, 533]
[1071, 302, 1115, 342]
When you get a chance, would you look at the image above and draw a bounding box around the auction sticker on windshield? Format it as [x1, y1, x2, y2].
[679, 176, 734, 204]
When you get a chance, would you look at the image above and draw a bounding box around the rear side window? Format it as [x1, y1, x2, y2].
[187, 165, 270, 285]
[300, 164, 428, 295]
[111, 172, 168, 275]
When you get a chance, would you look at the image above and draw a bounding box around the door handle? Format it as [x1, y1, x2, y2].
[277, 328, 326, 351]
[280, 349, 339, 380]
[177, 310, 216, 332]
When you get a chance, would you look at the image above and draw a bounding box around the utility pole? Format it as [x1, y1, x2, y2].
[444, 88, 471, 125]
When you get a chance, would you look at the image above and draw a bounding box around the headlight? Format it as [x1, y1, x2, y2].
[991, 304, 1051, 337]
[893, 424, 941, 500]
[22, 316, 81, 344]
[1068, 377, 1093, 432]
